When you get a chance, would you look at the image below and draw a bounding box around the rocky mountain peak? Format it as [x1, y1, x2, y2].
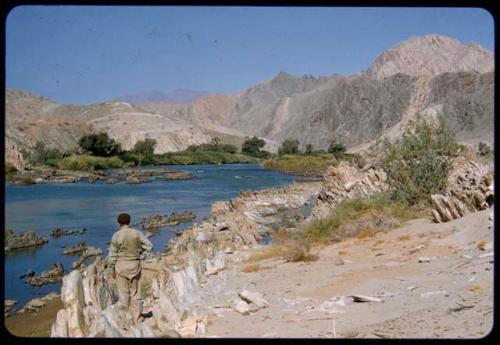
[366, 34, 494, 80]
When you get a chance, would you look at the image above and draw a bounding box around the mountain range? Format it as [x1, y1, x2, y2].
[115, 89, 210, 104]
[5, 34, 494, 168]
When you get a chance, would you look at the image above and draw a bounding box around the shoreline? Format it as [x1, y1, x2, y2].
[6, 158, 494, 338]
[5, 178, 320, 337]
[4, 297, 63, 337]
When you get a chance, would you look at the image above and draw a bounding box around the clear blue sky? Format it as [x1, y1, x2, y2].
[6, 6, 494, 105]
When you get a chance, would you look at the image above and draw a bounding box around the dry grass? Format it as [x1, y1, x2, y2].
[248, 246, 289, 262]
[477, 240, 486, 250]
[248, 230, 319, 264]
[398, 234, 411, 241]
[469, 285, 482, 292]
[242, 263, 261, 273]
[303, 193, 421, 245]
[357, 228, 378, 239]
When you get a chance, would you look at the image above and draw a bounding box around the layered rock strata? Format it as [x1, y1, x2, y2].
[431, 158, 493, 223]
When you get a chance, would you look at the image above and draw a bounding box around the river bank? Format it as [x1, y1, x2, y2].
[5, 159, 494, 338]
[4, 164, 295, 310]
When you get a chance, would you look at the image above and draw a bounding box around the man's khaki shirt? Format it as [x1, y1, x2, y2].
[108, 225, 153, 269]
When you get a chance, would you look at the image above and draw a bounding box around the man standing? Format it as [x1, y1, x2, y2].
[108, 213, 153, 323]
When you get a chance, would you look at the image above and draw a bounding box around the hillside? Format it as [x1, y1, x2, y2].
[5, 34, 494, 168]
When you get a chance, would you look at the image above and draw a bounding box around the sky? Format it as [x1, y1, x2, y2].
[5, 6, 494, 105]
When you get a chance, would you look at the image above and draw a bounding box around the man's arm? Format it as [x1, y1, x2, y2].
[138, 231, 153, 260]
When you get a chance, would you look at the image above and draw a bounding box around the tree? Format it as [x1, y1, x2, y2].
[327, 140, 346, 159]
[242, 136, 269, 158]
[133, 138, 157, 156]
[278, 139, 300, 155]
[78, 132, 122, 157]
[28, 141, 63, 164]
[305, 144, 314, 155]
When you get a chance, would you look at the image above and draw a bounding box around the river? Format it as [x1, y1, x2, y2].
[4, 164, 295, 308]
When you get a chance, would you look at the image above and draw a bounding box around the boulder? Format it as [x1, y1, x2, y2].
[59, 270, 89, 337]
[51, 309, 69, 337]
[238, 290, 269, 309]
[234, 300, 252, 315]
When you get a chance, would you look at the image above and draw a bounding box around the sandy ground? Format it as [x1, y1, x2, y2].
[192, 209, 494, 338]
[5, 209, 493, 338]
[4, 298, 62, 337]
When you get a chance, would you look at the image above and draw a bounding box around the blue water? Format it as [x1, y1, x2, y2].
[4, 164, 295, 307]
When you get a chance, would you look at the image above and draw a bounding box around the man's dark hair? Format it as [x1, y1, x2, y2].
[117, 213, 131, 225]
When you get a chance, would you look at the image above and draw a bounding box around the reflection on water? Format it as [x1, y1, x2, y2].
[4, 164, 294, 308]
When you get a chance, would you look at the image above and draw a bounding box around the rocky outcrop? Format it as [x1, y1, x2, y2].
[64, 241, 87, 255]
[51, 228, 87, 238]
[366, 35, 493, 80]
[312, 162, 389, 219]
[51, 181, 321, 337]
[7, 166, 104, 185]
[27, 263, 64, 287]
[4, 300, 17, 317]
[139, 211, 196, 232]
[431, 158, 493, 223]
[5, 229, 48, 252]
[72, 247, 103, 269]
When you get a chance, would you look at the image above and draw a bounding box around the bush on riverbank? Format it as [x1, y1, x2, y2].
[57, 155, 126, 171]
[262, 154, 337, 176]
[153, 151, 259, 165]
[302, 193, 421, 244]
[5, 163, 18, 176]
[379, 114, 460, 207]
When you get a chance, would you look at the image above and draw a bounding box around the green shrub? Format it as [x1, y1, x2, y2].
[380, 114, 459, 206]
[133, 138, 157, 156]
[153, 151, 258, 165]
[242, 136, 270, 158]
[78, 132, 122, 157]
[305, 144, 314, 155]
[477, 141, 493, 158]
[5, 163, 18, 175]
[26, 141, 64, 165]
[57, 155, 124, 171]
[327, 141, 347, 159]
[278, 139, 300, 155]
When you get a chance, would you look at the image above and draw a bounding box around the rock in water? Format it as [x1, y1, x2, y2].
[27, 263, 64, 287]
[5, 229, 48, 251]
